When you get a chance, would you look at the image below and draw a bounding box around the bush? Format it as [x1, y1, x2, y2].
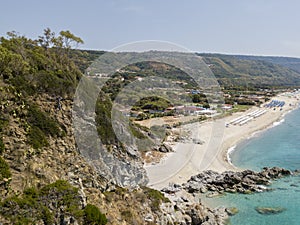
[0, 156, 11, 181]
[9, 75, 36, 96]
[121, 210, 133, 222]
[23, 187, 39, 199]
[41, 206, 54, 225]
[95, 95, 119, 145]
[0, 137, 4, 154]
[27, 105, 61, 137]
[83, 204, 107, 225]
[0, 180, 84, 224]
[34, 70, 77, 97]
[26, 104, 64, 149]
[28, 126, 49, 149]
[142, 187, 170, 211]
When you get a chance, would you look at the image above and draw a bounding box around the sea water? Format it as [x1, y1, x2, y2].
[205, 107, 300, 225]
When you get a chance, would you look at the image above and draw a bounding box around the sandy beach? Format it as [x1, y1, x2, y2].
[145, 92, 300, 190]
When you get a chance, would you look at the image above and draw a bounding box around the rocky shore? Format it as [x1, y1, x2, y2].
[159, 167, 293, 225]
[159, 200, 229, 225]
[162, 167, 292, 195]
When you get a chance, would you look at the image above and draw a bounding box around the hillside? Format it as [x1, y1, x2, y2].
[82, 51, 300, 89]
[1, 29, 300, 224]
[232, 55, 300, 73]
[0, 30, 228, 224]
[198, 53, 300, 88]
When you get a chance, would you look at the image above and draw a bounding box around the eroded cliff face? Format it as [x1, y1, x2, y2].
[72, 102, 149, 188]
[0, 86, 152, 222]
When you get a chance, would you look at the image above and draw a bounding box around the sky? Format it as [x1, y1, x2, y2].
[1, 0, 300, 57]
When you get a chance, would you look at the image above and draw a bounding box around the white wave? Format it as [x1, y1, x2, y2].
[273, 118, 285, 127]
[227, 145, 236, 165]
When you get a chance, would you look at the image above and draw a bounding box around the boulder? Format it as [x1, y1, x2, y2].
[159, 143, 173, 153]
[144, 213, 154, 222]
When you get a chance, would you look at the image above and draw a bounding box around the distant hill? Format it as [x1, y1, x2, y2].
[198, 53, 300, 88]
[80, 51, 300, 89]
[232, 55, 300, 73]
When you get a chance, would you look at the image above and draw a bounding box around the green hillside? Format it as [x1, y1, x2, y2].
[232, 55, 300, 73]
[82, 51, 300, 89]
[198, 53, 300, 88]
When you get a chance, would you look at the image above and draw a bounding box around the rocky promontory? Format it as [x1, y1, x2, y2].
[159, 167, 293, 224]
[162, 167, 292, 195]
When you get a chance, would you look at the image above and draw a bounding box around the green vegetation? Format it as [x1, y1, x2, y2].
[229, 54, 300, 73]
[132, 96, 172, 111]
[27, 126, 49, 149]
[124, 61, 198, 89]
[0, 156, 11, 181]
[2, 29, 300, 224]
[26, 104, 64, 149]
[142, 186, 170, 211]
[0, 116, 8, 155]
[129, 121, 147, 139]
[0, 180, 107, 224]
[198, 53, 300, 88]
[190, 93, 208, 104]
[0, 137, 4, 154]
[131, 96, 175, 120]
[95, 93, 120, 146]
[84, 204, 107, 225]
[0, 28, 85, 97]
[27, 105, 62, 136]
[120, 210, 133, 222]
[40, 180, 84, 217]
[0, 29, 92, 152]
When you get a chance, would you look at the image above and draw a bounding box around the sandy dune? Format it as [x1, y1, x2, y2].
[145, 93, 300, 190]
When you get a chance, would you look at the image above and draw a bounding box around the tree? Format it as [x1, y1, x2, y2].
[0, 46, 28, 79]
[59, 30, 84, 49]
[2, 31, 35, 60]
[38, 28, 56, 49]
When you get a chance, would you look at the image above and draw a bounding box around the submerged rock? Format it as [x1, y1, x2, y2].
[226, 207, 239, 216]
[255, 206, 286, 215]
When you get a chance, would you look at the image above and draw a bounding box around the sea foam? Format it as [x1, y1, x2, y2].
[273, 118, 285, 127]
[227, 145, 236, 165]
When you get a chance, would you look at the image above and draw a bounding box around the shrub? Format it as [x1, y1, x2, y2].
[41, 206, 54, 225]
[95, 95, 119, 145]
[26, 104, 64, 149]
[0, 156, 11, 181]
[83, 204, 107, 225]
[27, 105, 61, 137]
[28, 126, 49, 149]
[121, 210, 133, 222]
[0, 180, 87, 224]
[0, 137, 4, 154]
[142, 187, 170, 211]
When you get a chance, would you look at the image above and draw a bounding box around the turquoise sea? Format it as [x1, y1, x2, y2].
[205, 107, 300, 225]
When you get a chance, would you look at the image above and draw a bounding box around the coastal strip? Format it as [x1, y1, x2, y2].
[145, 92, 300, 189]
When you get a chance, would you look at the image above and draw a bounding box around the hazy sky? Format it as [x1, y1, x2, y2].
[2, 0, 300, 57]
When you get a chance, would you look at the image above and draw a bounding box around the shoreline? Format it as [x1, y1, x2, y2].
[225, 108, 290, 169]
[224, 103, 298, 171]
[145, 92, 300, 189]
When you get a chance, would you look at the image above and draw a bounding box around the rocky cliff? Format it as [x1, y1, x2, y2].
[0, 31, 230, 225]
